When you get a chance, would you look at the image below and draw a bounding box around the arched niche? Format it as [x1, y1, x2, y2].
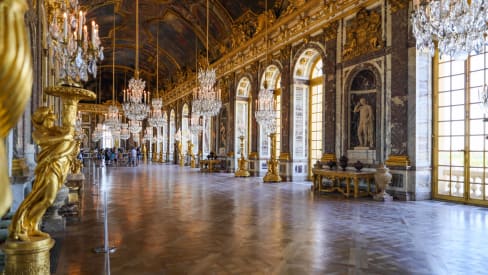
[346, 64, 382, 155]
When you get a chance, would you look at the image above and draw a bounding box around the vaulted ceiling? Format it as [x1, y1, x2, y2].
[79, 0, 289, 103]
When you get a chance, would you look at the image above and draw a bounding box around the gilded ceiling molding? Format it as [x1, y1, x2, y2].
[164, 0, 380, 105]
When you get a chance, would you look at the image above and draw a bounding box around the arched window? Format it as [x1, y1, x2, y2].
[182, 104, 189, 153]
[293, 49, 323, 178]
[162, 111, 168, 157]
[434, 46, 488, 205]
[169, 109, 176, 161]
[235, 77, 251, 167]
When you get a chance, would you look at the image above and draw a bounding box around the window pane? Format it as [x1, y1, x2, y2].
[451, 105, 464, 121]
[438, 121, 451, 136]
[439, 77, 451, 92]
[451, 75, 465, 90]
[470, 119, 484, 135]
[470, 70, 485, 88]
[451, 121, 465, 135]
[439, 62, 451, 77]
[470, 54, 485, 71]
[451, 60, 465, 75]
[438, 92, 451, 106]
[439, 106, 451, 121]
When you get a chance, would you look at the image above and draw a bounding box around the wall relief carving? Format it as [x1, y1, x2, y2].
[343, 8, 383, 61]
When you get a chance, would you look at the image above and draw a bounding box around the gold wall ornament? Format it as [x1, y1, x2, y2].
[0, 0, 33, 217]
[8, 86, 95, 242]
[343, 8, 383, 61]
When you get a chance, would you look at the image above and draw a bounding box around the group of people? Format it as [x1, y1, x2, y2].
[93, 147, 141, 167]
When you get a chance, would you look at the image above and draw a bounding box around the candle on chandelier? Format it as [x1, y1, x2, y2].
[78, 11, 83, 40]
[63, 12, 68, 41]
[91, 21, 96, 46]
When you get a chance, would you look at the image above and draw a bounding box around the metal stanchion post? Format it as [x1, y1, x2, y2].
[93, 177, 116, 254]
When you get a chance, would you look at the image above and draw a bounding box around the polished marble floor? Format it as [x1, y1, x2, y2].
[52, 164, 488, 275]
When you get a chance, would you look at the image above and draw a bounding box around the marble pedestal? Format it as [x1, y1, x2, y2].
[42, 186, 68, 233]
[347, 149, 376, 164]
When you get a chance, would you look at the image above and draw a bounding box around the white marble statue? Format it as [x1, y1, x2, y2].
[353, 98, 374, 148]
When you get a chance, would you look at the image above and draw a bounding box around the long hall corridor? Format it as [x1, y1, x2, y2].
[52, 164, 488, 274]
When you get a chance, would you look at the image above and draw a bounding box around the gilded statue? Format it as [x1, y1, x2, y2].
[9, 107, 77, 241]
[0, 0, 33, 217]
[353, 98, 374, 148]
[255, 10, 275, 35]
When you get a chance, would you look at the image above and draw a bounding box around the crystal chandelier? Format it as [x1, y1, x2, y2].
[104, 7, 120, 130]
[128, 119, 142, 134]
[148, 28, 165, 128]
[192, 0, 222, 118]
[122, 0, 149, 121]
[92, 123, 104, 142]
[105, 105, 121, 129]
[255, 82, 278, 134]
[148, 98, 165, 127]
[120, 123, 130, 140]
[47, 0, 104, 86]
[411, 0, 488, 60]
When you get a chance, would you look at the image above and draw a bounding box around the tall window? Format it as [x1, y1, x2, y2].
[275, 76, 281, 158]
[169, 110, 175, 158]
[310, 59, 323, 167]
[182, 104, 189, 153]
[293, 49, 323, 178]
[163, 112, 168, 156]
[435, 46, 488, 205]
[235, 77, 250, 167]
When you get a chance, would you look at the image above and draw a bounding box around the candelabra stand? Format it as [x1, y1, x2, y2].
[4, 86, 95, 275]
[235, 135, 250, 177]
[159, 140, 165, 163]
[187, 140, 195, 168]
[263, 133, 281, 182]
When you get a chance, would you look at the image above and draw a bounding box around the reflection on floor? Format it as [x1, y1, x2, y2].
[52, 164, 488, 274]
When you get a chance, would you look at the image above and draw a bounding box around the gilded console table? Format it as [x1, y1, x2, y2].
[199, 159, 221, 172]
[311, 168, 375, 198]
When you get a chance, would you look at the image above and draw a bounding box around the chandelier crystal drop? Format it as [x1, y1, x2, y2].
[105, 105, 121, 129]
[47, 0, 104, 86]
[411, 0, 488, 60]
[120, 123, 130, 140]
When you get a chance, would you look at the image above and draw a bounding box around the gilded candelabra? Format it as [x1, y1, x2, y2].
[4, 86, 95, 275]
[0, 0, 33, 218]
[235, 135, 250, 177]
[187, 140, 195, 168]
[263, 133, 281, 182]
[177, 140, 184, 166]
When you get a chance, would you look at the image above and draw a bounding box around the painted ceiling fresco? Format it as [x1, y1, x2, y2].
[78, 0, 293, 102]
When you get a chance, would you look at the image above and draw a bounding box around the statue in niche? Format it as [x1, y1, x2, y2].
[353, 98, 374, 148]
[9, 107, 76, 241]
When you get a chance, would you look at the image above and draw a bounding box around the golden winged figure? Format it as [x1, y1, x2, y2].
[0, 0, 33, 217]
